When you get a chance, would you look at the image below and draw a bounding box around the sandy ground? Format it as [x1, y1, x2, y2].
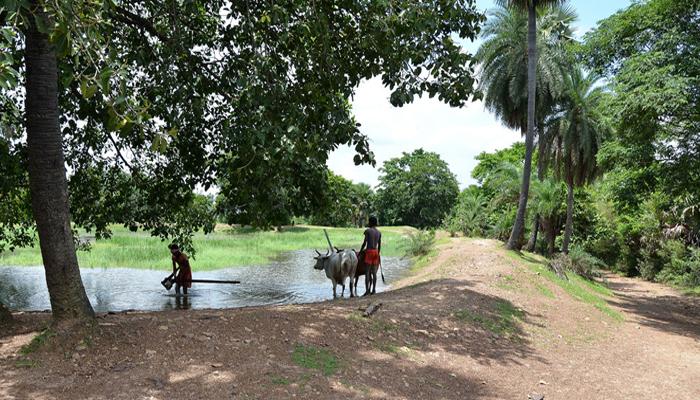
[1, 238, 699, 400]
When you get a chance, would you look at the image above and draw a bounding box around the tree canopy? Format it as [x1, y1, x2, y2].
[376, 149, 459, 229]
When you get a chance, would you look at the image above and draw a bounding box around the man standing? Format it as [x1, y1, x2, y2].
[169, 244, 192, 296]
[360, 216, 381, 295]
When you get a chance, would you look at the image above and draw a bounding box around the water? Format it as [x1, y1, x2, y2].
[0, 250, 410, 312]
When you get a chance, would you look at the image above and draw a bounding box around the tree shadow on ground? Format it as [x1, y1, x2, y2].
[1, 275, 547, 399]
[606, 278, 700, 340]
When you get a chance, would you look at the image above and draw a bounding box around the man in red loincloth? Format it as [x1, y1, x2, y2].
[169, 244, 192, 296]
[360, 216, 381, 295]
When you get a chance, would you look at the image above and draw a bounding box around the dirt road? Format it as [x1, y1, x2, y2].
[1, 238, 698, 399]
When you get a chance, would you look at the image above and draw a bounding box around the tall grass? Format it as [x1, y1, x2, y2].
[0, 225, 412, 270]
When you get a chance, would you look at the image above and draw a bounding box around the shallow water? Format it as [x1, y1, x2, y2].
[0, 250, 410, 312]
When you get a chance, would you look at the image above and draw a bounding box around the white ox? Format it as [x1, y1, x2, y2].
[313, 249, 358, 298]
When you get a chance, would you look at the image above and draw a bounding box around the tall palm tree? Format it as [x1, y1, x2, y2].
[478, 1, 572, 250]
[544, 67, 609, 254]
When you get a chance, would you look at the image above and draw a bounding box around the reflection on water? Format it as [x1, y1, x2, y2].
[0, 250, 410, 312]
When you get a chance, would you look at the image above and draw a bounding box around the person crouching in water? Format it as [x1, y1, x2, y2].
[169, 244, 192, 295]
[360, 216, 381, 295]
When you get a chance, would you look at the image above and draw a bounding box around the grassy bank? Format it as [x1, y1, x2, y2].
[0, 225, 413, 270]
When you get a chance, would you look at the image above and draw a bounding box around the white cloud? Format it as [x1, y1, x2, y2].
[327, 78, 520, 189]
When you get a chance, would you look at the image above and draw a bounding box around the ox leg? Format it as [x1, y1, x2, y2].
[340, 282, 345, 298]
[349, 276, 355, 298]
[332, 279, 337, 299]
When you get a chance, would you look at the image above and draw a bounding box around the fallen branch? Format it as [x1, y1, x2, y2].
[363, 302, 382, 318]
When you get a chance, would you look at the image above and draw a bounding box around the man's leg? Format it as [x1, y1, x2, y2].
[371, 265, 378, 294]
[175, 282, 181, 296]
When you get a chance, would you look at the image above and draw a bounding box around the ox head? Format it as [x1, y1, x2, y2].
[313, 249, 331, 270]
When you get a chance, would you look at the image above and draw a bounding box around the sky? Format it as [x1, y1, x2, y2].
[326, 0, 631, 189]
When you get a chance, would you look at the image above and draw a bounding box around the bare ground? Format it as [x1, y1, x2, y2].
[1, 238, 699, 399]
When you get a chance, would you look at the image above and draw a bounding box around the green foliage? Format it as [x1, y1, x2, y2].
[1, 0, 486, 254]
[550, 246, 605, 280]
[476, 4, 576, 131]
[291, 344, 339, 376]
[444, 188, 488, 237]
[376, 149, 459, 228]
[403, 229, 436, 258]
[307, 172, 374, 228]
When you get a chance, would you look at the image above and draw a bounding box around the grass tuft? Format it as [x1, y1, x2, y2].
[291, 344, 339, 376]
[455, 300, 524, 338]
[20, 328, 55, 355]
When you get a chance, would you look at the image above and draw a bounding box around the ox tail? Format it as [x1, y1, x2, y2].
[380, 261, 386, 284]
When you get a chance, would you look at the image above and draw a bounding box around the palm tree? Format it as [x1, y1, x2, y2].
[478, 1, 573, 250]
[544, 67, 609, 254]
[531, 178, 564, 254]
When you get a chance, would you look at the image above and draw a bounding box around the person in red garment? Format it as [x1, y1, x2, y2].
[169, 244, 192, 296]
[360, 216, 381, 295]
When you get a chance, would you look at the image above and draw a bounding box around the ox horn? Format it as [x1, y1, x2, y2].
[315, 249, 321, 256]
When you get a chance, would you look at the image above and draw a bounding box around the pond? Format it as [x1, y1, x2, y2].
[0, 250, 411, 312]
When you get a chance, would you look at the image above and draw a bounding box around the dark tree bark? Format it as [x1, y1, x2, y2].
[527, 122, 548, 252]
[562, 180, 574, 254]
[0, 301, 12, 324]
[25, 2, 94, 321]
[507, 3, 537, 251]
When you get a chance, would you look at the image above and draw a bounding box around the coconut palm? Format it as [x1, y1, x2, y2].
[544, 67, 609, 254]
[477, 1, 573, 250]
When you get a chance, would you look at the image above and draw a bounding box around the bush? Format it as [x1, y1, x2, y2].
[404, 229, 436, 257]
[656, 242, 700, 287]
[549, 246, 605, 280]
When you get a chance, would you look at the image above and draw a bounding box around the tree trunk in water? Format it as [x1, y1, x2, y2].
[25, 4, 94, 321]
[0, 301, 12, 324]
[562, 181, 574, 254]
[507, 4, 537, 251]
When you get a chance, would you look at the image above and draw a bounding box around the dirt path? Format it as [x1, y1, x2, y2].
[1, 238, 699, 399]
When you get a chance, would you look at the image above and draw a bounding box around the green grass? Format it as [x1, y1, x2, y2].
[682, 286, 700, 296]
[505, 251, 624, 322]
[535, 283, 556, 299]
[291, 344, 339, 376]
[0, 225, 412, 270]
[15, 359, 39, 368]
[454, 300, 524, 338]
[20, 328, 55, 355]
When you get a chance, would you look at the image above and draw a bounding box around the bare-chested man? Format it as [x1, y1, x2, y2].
[360, 216, 381, 295]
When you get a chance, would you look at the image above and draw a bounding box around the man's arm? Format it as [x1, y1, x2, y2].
[360, 230, 367, 252]
[378, 234, 382, 253]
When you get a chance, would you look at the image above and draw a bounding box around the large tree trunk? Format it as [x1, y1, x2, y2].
[526, 218, 539, 252]
[562, 180, 574, 254]
[0, 301, 12, 324]
[25, 3, 94, 321]
[527, 121, 548, 252]
[507, 3, 537, 251]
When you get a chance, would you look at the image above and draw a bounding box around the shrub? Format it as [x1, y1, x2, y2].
[656, 242, 700, 287]
[549, 246, 605, 280]
[404, 229, 436, 257]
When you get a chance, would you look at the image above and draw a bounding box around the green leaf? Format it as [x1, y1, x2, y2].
[80, 80, 97, 99]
